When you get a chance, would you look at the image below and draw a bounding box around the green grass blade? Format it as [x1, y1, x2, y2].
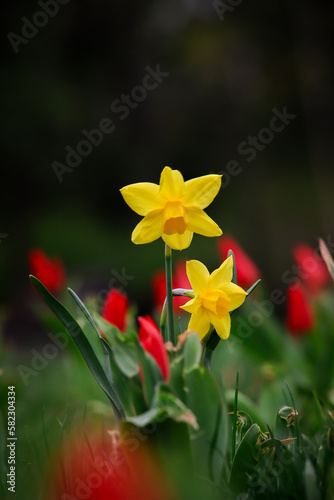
[231, 372, 239, 460]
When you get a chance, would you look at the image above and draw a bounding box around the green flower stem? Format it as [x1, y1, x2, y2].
[160, 289, 194, 342]
[202, 330, 220, 370]
[165, 244, 175, 345]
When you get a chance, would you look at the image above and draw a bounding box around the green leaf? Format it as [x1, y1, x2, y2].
[100, 338, 135, 416]
[304, 458, 321, 500]
[94, 315, 139, 378]
[229, 423, 262, 493]
[68, 287, 114, 386]
[29, 275, 125, 423]
[274, 405, 296, 441]
[68, 287, 101, 338]
[126, 408, 161, 427]
[169, 354, 186, 402]
[183, 333, 202, 373]
[152, 388, 198, 429]
[126, 388, 198, 430]
[184, 367, 227, 482]
[135, 342, 163, 405]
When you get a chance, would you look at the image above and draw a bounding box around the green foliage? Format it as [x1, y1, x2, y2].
[24, 273, 334, 500]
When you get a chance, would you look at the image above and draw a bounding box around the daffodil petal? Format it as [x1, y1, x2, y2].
[188, 309, 211, 340]
[187, 208, 222, 237]
[186, 260, 210, 294]
[183, 174, 222, 209]
[159, 166, 185, 200]
[132, 210, 163, 245]
[162, 230, 193, 251]
[210, 313, 231, 339]
[224, 283, 247, 311]
[210, 255, 233, 290]
[120, 183, 161, 216]
[180, 296, 201, 314]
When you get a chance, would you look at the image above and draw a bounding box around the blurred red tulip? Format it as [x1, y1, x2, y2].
[28, 248, 65, 293]
[217, 235, 260, 290]
[138, 315, 170, 381]
[292, 243, 330, 295]
[285, 282, 315, 336]
[152, 261, 190, 315]
[152, 270, 167, 312]
[48, 430, 175, 500]
[102, 289, 129, 333]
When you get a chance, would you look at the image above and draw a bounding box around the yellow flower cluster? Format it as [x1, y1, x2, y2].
[121, 166, 247, 339]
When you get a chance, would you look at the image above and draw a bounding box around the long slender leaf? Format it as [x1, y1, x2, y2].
[94, 315, 139, 378]
[68, 287, 114, 388]
[100, 338, 135, 416]
[29, 275, 125, 423]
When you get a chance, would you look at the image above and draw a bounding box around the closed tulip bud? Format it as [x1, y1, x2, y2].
[102, 289, 129, 333]
[138, 315, 170, 381]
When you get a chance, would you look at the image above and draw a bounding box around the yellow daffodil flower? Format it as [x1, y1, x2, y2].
[120, 166, 222, 250]
[180, 256, 247, 339]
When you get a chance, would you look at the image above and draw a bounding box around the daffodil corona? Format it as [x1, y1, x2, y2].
[181, 256, 247, 340]
[120, 167, 222, 250]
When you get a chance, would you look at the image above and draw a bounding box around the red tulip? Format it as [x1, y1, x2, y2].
[102, 289, 129, 333]
[152, 270, 167, 313]
[48, 431, 175, 500]
[28, 248, 65, 293]
[292, 243, 330, 296]
[285, 282, 315, 336]
[152, 261, 190, 315]
[217, 235, 260, 290]
[138, 315, 170, 381]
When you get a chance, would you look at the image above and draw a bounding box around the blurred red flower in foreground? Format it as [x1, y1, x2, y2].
[138, 315, 170, 381]
[217, 235, 260, 290]
[292, 243, 330, 296]
[48, 430, 175, 500]
[102, 289, 129, 332]
[152, 260, 190, 314]
[285, 282, 315, 336]
[28, 248, 65, 293]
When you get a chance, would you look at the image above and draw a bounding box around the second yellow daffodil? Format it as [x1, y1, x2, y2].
[120, 166, 222, 250]
[180, 256, 247, 340]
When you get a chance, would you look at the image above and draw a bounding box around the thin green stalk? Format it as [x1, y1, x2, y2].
[231, 372, 239, 460]
[165, 244, 175, 345]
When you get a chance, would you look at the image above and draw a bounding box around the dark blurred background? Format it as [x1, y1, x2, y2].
[1, 0, 334, 342]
